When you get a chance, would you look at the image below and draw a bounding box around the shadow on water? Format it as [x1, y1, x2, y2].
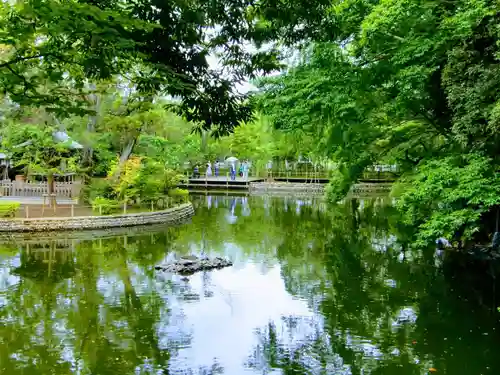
[0, 194, 500, 374]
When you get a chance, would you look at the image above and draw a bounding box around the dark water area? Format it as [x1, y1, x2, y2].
[1, 195, 500, 374]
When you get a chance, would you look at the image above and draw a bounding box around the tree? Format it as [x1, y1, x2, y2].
[255, 0, 500, 245]
[0, 0, 282, 132]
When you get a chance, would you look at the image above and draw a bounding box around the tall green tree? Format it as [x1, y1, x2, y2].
[255, 0, 500, 245]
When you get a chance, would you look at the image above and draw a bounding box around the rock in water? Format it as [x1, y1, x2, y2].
[155, 256, 233, 275]
[180, 255, 198, 261]
[178, 258, 196, 265]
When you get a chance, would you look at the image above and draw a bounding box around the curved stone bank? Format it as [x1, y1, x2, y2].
[0, 203, 194, 232]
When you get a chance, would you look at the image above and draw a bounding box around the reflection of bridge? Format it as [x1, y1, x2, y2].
[349, 183, 392, 197]
[191, 194, 328, 214]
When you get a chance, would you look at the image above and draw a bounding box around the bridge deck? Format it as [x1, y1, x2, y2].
[187, 176, 265, 183]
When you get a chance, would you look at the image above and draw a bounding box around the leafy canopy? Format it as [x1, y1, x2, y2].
[0, 0, 283, 133]
[254, 0, 500, 243]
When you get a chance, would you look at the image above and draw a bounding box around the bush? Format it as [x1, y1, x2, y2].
[168, 188, 189, 204]
[83, 178, 115, 204]
[0, 202, 20, 218]
[91, 196, 121, 215]
[326, 169, 353, 203]
[397, 153, 500, 246]
[85, 157, 188, 208]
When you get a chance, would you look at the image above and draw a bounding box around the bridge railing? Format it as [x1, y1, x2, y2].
[0, 180, 81, 198]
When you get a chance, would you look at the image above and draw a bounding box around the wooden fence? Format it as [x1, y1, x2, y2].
[0, 180, 81, 198]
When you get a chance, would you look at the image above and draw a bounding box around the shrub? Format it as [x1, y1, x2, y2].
[0, 202, 20, 218]
[91, 196, 121, 215]
[397, 153, 500, 246]
[86, 157, 188, 208]
[168, 188, 189, 204]
[83, 178, 115, 204]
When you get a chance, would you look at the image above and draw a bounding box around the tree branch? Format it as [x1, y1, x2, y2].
[4, 64, 31, 95]
[0, 54, 45, 69]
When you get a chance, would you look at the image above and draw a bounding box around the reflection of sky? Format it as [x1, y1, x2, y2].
[159, 262, 315, 374]
[0, 254, 21, 308]
[0, 196, 429, 375]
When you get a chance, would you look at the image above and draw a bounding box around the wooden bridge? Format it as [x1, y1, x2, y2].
[179, 175, 266, 191]
[179, 172, 394, 192]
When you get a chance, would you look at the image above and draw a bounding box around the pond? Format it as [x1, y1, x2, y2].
[0, 194, 499, 374]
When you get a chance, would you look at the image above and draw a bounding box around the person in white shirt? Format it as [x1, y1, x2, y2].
[206, 161, 212, 177]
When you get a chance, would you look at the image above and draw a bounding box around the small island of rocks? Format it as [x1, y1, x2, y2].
[155, 255, 233, 275]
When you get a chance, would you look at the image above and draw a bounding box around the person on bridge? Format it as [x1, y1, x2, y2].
[214, 161, 220, 177]
[266, 160, 273, 180]
[242, 161, 249, 179]
[193, 165, 200, 178]
[230, 163, 236, 180]
[206, 161, 212, 177]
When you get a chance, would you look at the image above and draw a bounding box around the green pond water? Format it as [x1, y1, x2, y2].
[1, 194, 499, 374]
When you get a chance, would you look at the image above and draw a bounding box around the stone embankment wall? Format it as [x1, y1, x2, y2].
[0, 203, 194, 232]
[249, 182, 325, 195]
[350, 183, 392, 194]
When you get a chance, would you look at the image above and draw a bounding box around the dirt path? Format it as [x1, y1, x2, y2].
[14, 205, 94, 218]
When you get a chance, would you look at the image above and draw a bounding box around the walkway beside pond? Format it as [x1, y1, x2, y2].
[0, 196, 76, 205]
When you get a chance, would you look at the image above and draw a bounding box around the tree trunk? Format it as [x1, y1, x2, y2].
[82, 88, 101, 170]
[47, 173, 56, 207]
[111, 136, 138, 180]
[201, 130, 208, 153]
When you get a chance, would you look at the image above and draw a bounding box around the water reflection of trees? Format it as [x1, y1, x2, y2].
[1, 195, 500, 374]
[0, 229, 220, 375]
[181, 194, 500, 374]
[243, 197, 500, 375]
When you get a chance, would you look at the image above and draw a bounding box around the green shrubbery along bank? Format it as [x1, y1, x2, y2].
[0, 202, 20, 218]
[83, 156, 188, 215]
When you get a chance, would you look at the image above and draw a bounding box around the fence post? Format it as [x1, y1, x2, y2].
[71, 204, 74, 217]
[25, 205, 29, 219]
[151, 201, 154, 212]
